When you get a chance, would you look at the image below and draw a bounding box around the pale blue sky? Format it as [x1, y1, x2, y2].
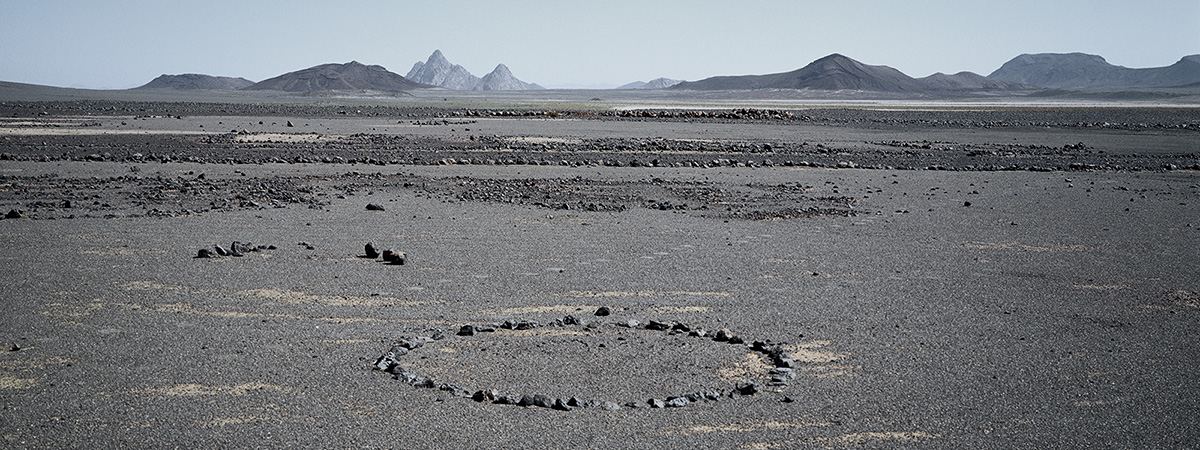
[2, 0, 1197, 89]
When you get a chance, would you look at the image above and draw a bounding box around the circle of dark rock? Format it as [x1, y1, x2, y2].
[371, 308, 798, 412]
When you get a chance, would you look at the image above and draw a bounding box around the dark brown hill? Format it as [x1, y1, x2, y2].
[919, 71, 1032, 90]
[988, 53, 1200, 89]
[135, 74, 254, 90]
[672, 54, 928, 92]
[245, 61, 431, 92]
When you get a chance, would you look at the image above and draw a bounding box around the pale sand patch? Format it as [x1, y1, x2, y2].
[120, 302, 433, 325]
[236, 288, 436, 307]
[965, 241, 1087, 252]
[233, 133, 339, 143]
[717, 352, 772, 383]
[822, 431, 941, 446]
[1167, 290, 1200, 309]
[744, 431, 940, 450]
[82, 247, 170, 256]
[564, 290, 731, 298]
[785, 340, 843, 364]
[0, 128, 207, 136]
[485, 304, 596, 315]
[122, 281, 187, 291]
[1074, 283, 1127, 291]
[506, 136, 583, 145]
[0, 376, 38, 390]
[666, 420, 831, 435]
[328, 339, 373, 345]
[139, 382, 288, 397]
[203, 416, 269, 427]
[648, 305, 711, 314]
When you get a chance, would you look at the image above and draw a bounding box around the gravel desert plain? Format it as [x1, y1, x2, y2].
[1, 85, 1199, 449]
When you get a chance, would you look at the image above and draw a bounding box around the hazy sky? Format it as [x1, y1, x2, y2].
[2, 0, 1198, 89]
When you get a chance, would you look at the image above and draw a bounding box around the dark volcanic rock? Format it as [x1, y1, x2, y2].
[594, 306, 612, 316]
[989, 53, 1200, 88]
[365, 203, 385, 211]
[673, 54, 929, 92]
[246, 61, 432, 92]
[135, 74, 255, 90]
[363, 242, 380, 258]
[5, 209, 22, 219]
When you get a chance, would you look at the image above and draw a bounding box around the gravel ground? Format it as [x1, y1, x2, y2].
[1, 100, 1198, 449]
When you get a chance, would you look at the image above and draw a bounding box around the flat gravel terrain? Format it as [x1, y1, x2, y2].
[1, 100, 1198, 449]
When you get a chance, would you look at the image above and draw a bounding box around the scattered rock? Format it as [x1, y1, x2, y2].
[5, 209, 22, 219]
[365, 203, 385, 211]
[648, 398, 666, 408]
[382, 250, 406, 265]
[714, 328, 734, 342]
[457, 325, 477, 336]
[646, 320, 671, 331]
[552, 398, 573, 411]
[621, 319, 640, 328]
[286, 121, 294, 127]
[472, 389, 498, 402]
[594, 306, 612, 316]
[494, 395, 520, 405]
[600, 401, 621, 411]
[196, 248, 216, 258]
[665, 397, 690, 408]
[9, 343, 20, 352]
[213, 245, 229, 256]
[363, 242, 380, 258]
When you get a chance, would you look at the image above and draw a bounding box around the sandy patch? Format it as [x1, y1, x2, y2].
[668, 420, 831, 435]
[203, 416, 270, 427]
[1074, 283, 1127, 291]
[0, 128, 207, 136]
[139, 382, 288, 397]
[965, 241, 1087, 252]
[647, 305, 711, 314]
[717, 352, 772, 383]
[821, 431, 941, 446]
[1166, 290, 1200, 308]
[0, 376, 38, 390]
[507, 136, 583, 145]
[122, 281, 187, 291]
[234, 133, 339, 143]
[236, 288, 434, 307]
[564, 290, 731, 298]
[484, 304, 596, 316]
[120, 302, 432, 325]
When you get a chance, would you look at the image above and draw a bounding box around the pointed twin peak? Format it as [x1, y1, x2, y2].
[406, 50, 543, 90]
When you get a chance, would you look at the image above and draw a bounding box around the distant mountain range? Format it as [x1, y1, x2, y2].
[244, 61, 431, 92]
[618, 77, 684, 90]
[988, 53, 1200, 89]
[135, 74, 254, 90]
[671, 53, 1200, 93]
[28, 51, 1200, 96]
[406, 50, 543, 90]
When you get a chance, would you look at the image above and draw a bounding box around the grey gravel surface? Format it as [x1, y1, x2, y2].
[1, 103, 1199, 449]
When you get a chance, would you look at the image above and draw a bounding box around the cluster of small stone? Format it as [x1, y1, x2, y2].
[360, 243, 406, 265]
[371, 307, 800, 412]
[195, 241, 276, 258]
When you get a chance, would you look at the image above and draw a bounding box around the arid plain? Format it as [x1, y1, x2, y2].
[1, 89, 1198, 449]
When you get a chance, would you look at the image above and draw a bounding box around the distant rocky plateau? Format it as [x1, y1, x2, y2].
[618, 78, 684, 90]
[988, 53, 1200, 89]
[134, 74, 255, 90]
